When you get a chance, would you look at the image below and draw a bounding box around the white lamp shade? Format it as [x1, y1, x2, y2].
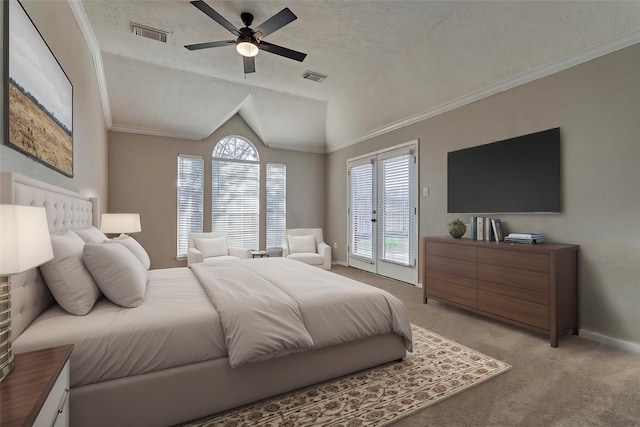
[100, 213, 141, 234]
[0, 205, 54, 276]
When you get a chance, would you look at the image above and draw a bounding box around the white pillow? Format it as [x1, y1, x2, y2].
[108, 235, 151, 270]
[73, 226, 108, 244]
[83, 243, 147, 308]
[195, 236, 228, 257]
[288, 234, 316, 254]
[39, 230, 101, 315]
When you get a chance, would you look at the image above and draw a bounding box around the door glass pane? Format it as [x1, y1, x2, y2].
[380, 154, 412, 265]
[350, 162, 374, 260]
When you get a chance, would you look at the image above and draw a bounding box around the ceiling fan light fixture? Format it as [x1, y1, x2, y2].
[236, 36, 259, 57]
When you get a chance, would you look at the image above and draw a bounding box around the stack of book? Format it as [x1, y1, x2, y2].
[505, 233, 545, 244]
[470, 216, 504, 241]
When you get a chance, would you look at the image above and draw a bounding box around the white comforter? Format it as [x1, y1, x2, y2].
[14, 259, 412, 387]
[191, 258, 413, 368]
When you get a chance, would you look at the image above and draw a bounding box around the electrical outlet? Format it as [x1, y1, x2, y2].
[333, 242, 337, 249]
[422, 186, 429, 197]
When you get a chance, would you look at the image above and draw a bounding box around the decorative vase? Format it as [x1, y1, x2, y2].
[448, 219, 466, 238]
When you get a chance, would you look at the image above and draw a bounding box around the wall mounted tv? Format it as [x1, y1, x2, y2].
[447, 127, 561, 214]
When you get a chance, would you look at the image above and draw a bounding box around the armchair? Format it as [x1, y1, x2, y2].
[282, 228, 331, 270]
[187, 232, 251, 266]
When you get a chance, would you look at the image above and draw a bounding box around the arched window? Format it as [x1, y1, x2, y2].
[212, 136, 260, 249]
[212, 136, 259, 161]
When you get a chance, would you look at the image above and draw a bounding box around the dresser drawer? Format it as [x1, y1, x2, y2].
[426, 255, 477, 279]
[478, 263, 549, 294]
[426, 269, 476, 289]
[478, 290, 549, 330]
[478, 248, 549, 272]
[478, 280, 549, 305]
[427, 242, 477, 261]
[427, 277, 477, 308]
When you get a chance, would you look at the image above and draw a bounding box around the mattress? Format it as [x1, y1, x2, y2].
[13, 267, 227, 387]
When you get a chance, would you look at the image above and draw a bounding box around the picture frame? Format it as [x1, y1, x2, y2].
[6, 0, 73, 177]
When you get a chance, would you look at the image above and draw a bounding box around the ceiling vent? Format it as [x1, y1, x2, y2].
[132, 23, 168, 43]
[301, 70, 328, 83]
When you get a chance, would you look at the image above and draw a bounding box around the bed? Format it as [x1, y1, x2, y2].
[1, 171, 412, 427]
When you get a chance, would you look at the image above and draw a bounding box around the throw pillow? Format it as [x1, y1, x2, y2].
[108, 234, 151, 270]
[39, 230, 101, 315]
[288, 234, 316, 254]
[73, 226, 108, 244]
[83, 243, 147, 308]
[195, 236, 228, 257]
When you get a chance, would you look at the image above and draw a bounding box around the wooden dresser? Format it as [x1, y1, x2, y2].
[424, 236, 578, 347]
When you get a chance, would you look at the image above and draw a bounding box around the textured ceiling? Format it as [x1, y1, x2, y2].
[77, 1, 640, 152]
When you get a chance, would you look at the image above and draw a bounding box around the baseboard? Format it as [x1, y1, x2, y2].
[331, 261, 349, 267]
[580, 329, 640, 354]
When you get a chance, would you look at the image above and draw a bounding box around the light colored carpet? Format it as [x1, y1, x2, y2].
[182, 324, 510, 426]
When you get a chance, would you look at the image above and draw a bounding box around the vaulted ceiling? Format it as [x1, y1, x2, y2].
[75, 1, 640, 152]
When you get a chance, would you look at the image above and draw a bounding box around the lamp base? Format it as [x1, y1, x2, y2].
[0, 275, 14, 382]
[0, 354, 14, 382]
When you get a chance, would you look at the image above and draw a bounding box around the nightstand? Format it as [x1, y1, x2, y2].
[1, 344, 73, 427]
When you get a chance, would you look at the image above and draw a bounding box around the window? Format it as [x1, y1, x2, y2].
[266, 163, 286, 248]
[212, 137, 259, 249]
[177, 154, 204, 257]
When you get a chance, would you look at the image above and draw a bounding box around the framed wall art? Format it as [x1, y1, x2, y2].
[6, 0, 73, 177]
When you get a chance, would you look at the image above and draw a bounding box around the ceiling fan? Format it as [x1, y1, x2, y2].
[184, 0, 307, 74]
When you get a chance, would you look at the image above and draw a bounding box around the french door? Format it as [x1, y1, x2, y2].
[348, 143, 418, 285]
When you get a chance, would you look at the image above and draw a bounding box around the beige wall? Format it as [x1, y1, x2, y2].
[1, 0, 107, 202]
[108, 115, 326, 269]
[327, 44, 640, 347]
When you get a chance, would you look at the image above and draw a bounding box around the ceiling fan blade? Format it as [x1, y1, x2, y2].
[259, 41, 307, 62]
[190, 1, 240, 37]
[184, 40, 235, 51]
[243, 56, 256, 74]
[254, 8, 297, 38]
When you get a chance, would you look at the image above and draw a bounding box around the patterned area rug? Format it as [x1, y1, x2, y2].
[182, 325, 511, 426]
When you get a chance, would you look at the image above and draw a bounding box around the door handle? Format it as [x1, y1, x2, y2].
[371, 219, 376, 222]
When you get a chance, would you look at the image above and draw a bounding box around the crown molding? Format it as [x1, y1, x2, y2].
[109, 125, 203, 141]
[68, 0, 112, 129]
[327, 30, 640, 153]
[264, 142, 327, 154]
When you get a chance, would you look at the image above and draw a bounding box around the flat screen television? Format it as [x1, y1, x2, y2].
[447, 128, 561, 214]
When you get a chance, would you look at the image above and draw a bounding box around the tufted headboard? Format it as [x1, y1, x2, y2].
[0, 171, 99, 340]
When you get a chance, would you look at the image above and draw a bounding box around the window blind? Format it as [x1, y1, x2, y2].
[266, 163, 286, 248]
[379, 153, 414, 265]
[177, 154, 204, 257]
[349, 161, 374, 260]
[212, 159, 259, 250]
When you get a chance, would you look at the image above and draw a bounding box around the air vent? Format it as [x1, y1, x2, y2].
[132, 23, 168, 43]
[301, 70, 328, 83]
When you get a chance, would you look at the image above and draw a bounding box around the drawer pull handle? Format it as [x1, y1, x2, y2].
[51, 388, 70, 426]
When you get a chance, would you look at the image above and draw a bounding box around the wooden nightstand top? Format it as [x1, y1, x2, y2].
[0, 344, 73, 427]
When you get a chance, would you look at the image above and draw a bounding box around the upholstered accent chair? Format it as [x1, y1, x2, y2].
[282, 228, 331, 270]
[187, 232, 251, 266]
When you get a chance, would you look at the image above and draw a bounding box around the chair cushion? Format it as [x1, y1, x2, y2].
[288, 234, 316, 254]
[202, 255, 240, 264]
[196, 236, 228, 257]
[287, 252, 324, 265]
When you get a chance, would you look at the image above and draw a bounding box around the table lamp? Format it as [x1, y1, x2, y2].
[100, 213, 142, 238]
[0, 205, 54, 382]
